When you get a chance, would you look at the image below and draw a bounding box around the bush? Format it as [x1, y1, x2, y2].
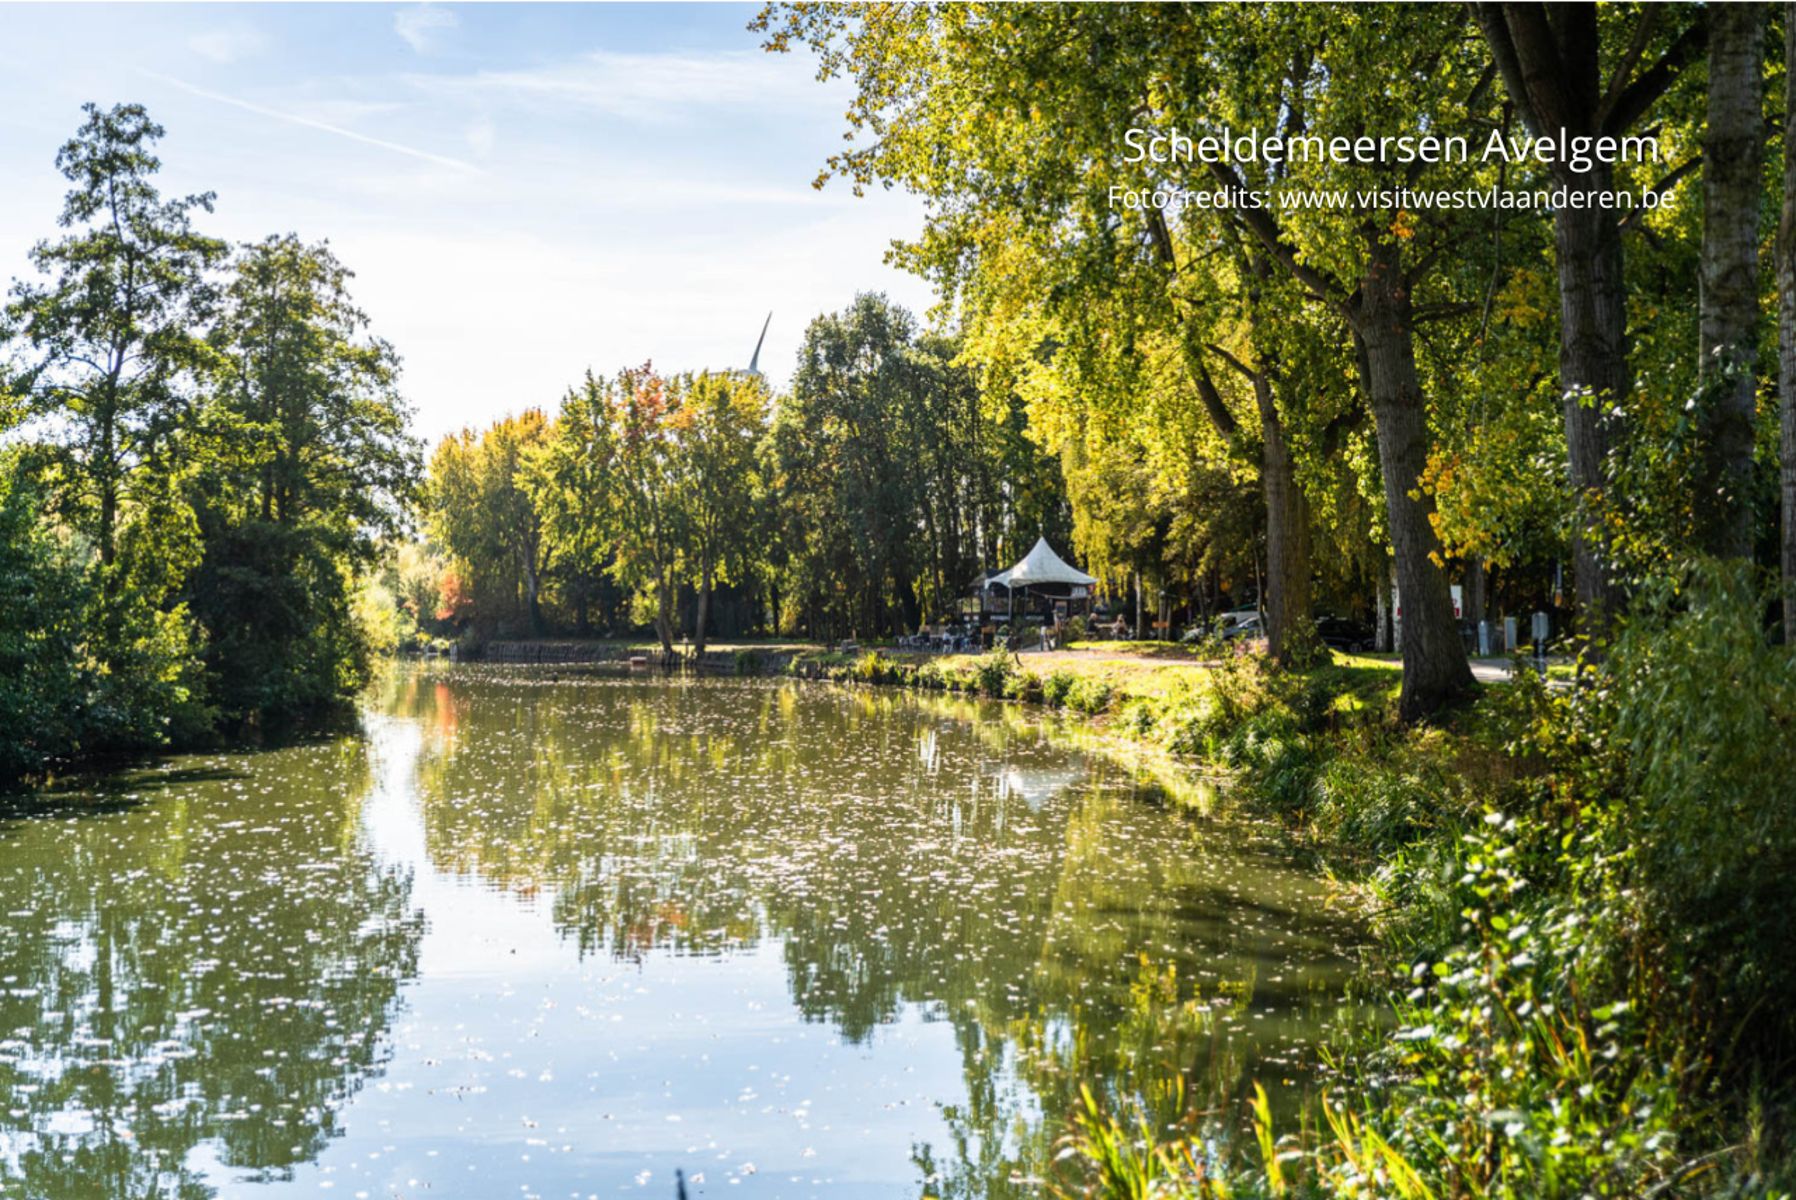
[974, 651, 1014, 697]
[1606, 563, 1796, 1068]
[852, 650, 899, 683]
[1004, 669, 1043, 703]
[1064, 676, 1114, 714]
[0, 466, 90, 782]
[1042, 669, 1076, 708]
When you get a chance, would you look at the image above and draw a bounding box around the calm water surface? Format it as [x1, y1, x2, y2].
[0, 667, 1364, 1198]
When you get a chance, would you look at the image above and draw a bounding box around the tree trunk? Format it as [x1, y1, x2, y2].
[523, 559, 543, 636]
[1375, 560, 1392, 653]
[97, 405, 118, 570]
[1552, 180, 1630, 629]
[1698, 2, 1767, 560]
[655, 569, 676, 658]
[1464, 556, 1488, 625]
[1782, 2, 1796, 643]
[1474, 3, 1707, 635]
[1355, 243, 1475, 720]
[1258, 382, 1315, 665]
[693, 561, 713, 656]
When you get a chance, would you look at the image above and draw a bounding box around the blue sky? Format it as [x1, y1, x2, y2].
[0, 3, 934, 437]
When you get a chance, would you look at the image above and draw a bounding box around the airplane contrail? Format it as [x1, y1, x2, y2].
[142, 70, 486, 175]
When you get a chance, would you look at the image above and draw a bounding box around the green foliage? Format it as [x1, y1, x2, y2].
[3, 102, 226, 567]
[431, 366, 773, 651]
[1063, 675, 1115, 715]
[1606, 564, 1796, 1065]
[427, 409, 557, 636]
[0, 459, 89, 779]
[189, 235, 418, 727]
[973, 651, 1015, 698]
[0, 107, 419, 775]
[766, 293, 1065, 640]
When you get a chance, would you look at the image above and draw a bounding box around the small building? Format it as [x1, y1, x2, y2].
[967, 537, 1097, 625]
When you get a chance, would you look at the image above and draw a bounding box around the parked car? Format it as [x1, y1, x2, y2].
[1179, 609, 1262, 643]
[1219, 612, 1262, 641]
[1315, 616, 1374, 653]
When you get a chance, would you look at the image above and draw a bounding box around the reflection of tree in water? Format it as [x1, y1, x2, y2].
[395, 670, 1362, 1196]
[0, 738, 423, 1198]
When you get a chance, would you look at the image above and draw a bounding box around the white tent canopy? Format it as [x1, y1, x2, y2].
[989, 537, 1096, 588]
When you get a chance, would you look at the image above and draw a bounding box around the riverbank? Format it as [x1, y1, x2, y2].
[777, 613, 1796, 1196]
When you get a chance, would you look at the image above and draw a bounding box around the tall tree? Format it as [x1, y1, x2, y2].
[603, 366, 683, 656]
[668, 371, 768, 656]
[1782, 1, 1796, 642]
[771, 295, 933, 638]
[192, 235, 420, 723]
[2, 102, 224, 752]
[1474, 4, 1708, 626]
[425, 412, 556, 635]
[1695, 3, 1767, 560]
[526, 372, 617, 634]
[1191, 6, 1478, 716]
[3, 102, 225, 571]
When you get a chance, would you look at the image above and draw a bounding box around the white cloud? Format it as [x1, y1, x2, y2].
[187, 27, 267, 64]
[407, 48, 838, 122]
[394, 5, 458, 55]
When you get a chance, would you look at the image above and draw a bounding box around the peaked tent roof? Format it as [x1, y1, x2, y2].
[990, 537, 1097, 588]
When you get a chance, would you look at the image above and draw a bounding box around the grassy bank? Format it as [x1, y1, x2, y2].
[787, 578, 1796, 1198]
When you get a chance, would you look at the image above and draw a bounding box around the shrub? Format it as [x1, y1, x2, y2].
[1606, 563, 1796, 1067]
[1064, 676, 1114, 715]
[1004, 669, 1043, 703]
[1116, 696, 1158, 738]
[851, 650, 914, 685]
[974, 651, 1014, 697]
[1042, 669, 1076, 708]
[0, 466, 90, 782]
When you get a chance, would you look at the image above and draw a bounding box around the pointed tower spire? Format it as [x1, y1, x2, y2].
[747, 311, 772, 376]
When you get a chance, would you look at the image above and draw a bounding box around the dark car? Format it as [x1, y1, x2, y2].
[1315, 616, 1374, 653]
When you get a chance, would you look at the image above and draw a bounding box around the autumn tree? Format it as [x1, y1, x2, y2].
[425, 411, 557, 635]
[602, 365, 684, 656]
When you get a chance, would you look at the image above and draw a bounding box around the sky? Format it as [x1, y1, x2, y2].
[0, 3, 936, 438]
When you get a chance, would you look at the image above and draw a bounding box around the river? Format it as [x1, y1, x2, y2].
[0, 666, 1364, 1198]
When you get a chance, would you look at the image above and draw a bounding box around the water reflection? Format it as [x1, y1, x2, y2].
[0, 668, 1362, 1198]
[0, 740, 423, 1197]
[385, 668, 1363, 1194]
